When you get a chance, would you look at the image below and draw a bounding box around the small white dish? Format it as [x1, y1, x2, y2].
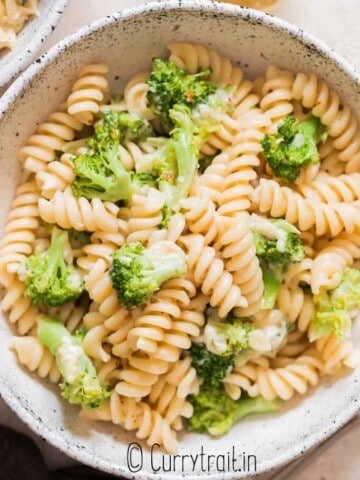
[0, 0, 68, 88]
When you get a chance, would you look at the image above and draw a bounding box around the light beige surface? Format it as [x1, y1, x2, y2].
[1, 0, 360, 477]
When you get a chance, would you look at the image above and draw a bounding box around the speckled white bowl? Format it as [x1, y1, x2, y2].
[1, 1, 360, 478]
[0, 0, 68, 88]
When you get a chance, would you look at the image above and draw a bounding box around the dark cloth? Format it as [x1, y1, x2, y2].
[0, 425, 116, 480]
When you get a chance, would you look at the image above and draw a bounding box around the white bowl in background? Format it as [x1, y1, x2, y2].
[0, 1, 360, 478]
[0, 0, 68, 88]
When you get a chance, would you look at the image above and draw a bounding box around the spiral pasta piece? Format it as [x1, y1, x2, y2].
[66, 64, 109, 126]
[84, 258, 121, 317]
[260, 66, 294, 131]
[225, 350, 324, 401]
[38, 187, 119, 232]
[190, 151, 228, 203]
[283, 258, 313, 288]
[276, 284, 315, 334]
[251, 178, 360, 236]
[18, 110, 83, 173]
[123, 72, 156, 121]
[316, 333, 360, 374]
[114, 351, 170, 399]
[127, 278, 196, 355]
[36, 153, 76, 199]
[217, 110, 270, 216]
[50, 295, 90, 333]
[1, 277, 39, 335]
[297, 173, 360, 204]
[0, 181, 40, 288]
[223, 356, 270, 400]
[126, 188, 166, 244]
[218, 214, 264, 316]
[80, 392, 178, 453]
[148, 356, 199, 427]
[292, 71, 360, 168]
[83, 324, 111, 363]
[101, 306, 138, 359]
[76, 226, 128, 274]
[180, 234, 247, 317]
[180, 196, 220, 245]
[9, 336, 60, 382]
[270, 330, 310, 368]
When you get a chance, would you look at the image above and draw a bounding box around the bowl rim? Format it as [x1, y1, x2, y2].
[1, 1, 360, 478]
[0, 0, 69, 88]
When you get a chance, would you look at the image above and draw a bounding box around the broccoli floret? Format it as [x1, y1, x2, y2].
[147, 58, 216, 126]
[262, 115, 327, 182]
[37, 317, 109, 408]
[188, 384, 282, 437]
[312, 268, 360, 340]
[103, 110, 154, 144]
[318, 268, 360, 312]
[251, 216, 305, 267]
[96, 109, 153, 144]
[250, 215, 305, 309]
[189, 343, 234, 388]
[20, 227, 83, 308]
[110, 241, 186, 308]
[311, 310, 351, 341]
[72, 110, 154, 202]
[204, 319, 254, 356]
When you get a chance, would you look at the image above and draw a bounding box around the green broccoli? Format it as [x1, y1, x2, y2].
[135, 104, 206, 210]
[147, 58, 216, 126]
[189, 343, 234, 388]
[261, 115, 327, 182]
[188, 384, 282, 437]
[95, 109, 153, 144]
[250, 214, 305, 309]
[37, 317, 109, 408]
[20, 227, 83, 308]
[72, 110, 154, 202]
[136, 139, 178, 186]
[110, 241, 186, 308]
[203, 319, 254, 357]
[311, 268, 360, 340]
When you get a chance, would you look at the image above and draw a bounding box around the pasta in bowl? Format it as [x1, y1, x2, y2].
[1, 1, 360, 477]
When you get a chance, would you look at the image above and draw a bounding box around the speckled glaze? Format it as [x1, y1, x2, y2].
[0, 0, 68, 88]
[0, 1, 360, 478]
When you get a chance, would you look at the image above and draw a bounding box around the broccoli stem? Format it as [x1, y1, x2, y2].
[234, 396, 282, 422]
[168, 106, 198, 207]
[151, 253, 186, 286]
[261, 264, 281, 310]
[298, 115, 320, 138]
[37, 316, 73, 356]
[38, 317, 109, 408]
[45, 229, 66, 285]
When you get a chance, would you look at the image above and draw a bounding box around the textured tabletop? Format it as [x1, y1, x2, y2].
[1, 0, 360, 478]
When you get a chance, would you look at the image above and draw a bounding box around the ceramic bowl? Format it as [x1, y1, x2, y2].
[0, 1, 360, 478]
[0, 0, 68, 88]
